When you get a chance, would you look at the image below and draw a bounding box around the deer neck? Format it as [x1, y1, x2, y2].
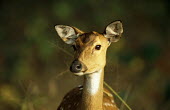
[81, 69, 104, 110]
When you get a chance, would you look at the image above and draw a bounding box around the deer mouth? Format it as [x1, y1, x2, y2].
[73, 68, 87, 76]
[73, 72, 84, 76]
[73, 69, 100, 76]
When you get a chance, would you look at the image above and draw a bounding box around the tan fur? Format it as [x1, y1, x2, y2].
[60, 31, 118, 110]
[55, 21, 123, 110]
[75, 31, 109, 73]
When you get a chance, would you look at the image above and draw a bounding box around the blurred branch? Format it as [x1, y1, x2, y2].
[120, 85, 132, 110]
[55, 70, 69, 79]
[48, 41, 73, 57]
[104, 82, 132, 110]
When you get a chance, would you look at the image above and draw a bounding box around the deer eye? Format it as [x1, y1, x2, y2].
[95, 45, 101, 50]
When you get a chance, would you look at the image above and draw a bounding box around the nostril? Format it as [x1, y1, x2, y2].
[70, 60, 82, 73]
[76, 64, 82, 70]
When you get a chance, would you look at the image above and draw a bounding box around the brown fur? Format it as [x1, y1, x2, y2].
[55, 21, 123, 110]
[57, 86, 119, 110]
[57, 32, 119, 110]
[75, 31, 109, 73]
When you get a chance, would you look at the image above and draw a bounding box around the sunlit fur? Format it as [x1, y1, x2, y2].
[55, 21, 123, 110]
[74, 31, 110, 74]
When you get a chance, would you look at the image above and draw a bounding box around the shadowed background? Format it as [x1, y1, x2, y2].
[0, 0, 169, 110]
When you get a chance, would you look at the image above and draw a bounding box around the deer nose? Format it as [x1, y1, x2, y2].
[70, 59, 82, 73]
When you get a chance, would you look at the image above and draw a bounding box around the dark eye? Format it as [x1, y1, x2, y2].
[95, 45, 101, 50]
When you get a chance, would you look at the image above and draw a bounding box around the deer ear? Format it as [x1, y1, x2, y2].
[55, 25, 83, 44]
[104, 21, 123, 42]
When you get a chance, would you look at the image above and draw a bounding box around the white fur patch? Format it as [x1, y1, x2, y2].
[74, 72, 84, 76]
[86, 69, 102, 95]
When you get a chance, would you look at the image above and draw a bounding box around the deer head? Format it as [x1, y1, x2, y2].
[55, 21, 123, 76]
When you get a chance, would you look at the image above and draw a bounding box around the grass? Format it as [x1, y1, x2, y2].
[104, 82, 132, 110]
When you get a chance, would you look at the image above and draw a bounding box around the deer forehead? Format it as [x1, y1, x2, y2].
[75, 31, 108, 47]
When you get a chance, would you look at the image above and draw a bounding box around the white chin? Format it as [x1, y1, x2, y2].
[73, 72, 84, 76]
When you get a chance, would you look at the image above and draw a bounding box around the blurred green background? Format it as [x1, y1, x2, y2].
[0, 0, 169, 110]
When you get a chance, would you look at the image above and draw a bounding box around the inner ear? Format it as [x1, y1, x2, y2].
[104, 20, 123, 42]
[55, 25, 84, 44]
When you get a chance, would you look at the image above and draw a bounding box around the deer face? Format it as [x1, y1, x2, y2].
[55, 21, 123, 76]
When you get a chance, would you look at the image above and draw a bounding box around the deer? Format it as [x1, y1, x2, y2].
[55, 20, 123, 110]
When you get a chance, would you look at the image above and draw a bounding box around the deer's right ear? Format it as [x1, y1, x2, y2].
[55, 25, 80, 45]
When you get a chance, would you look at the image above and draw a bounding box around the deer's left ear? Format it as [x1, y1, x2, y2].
[55, 25, 83, 45]
[104, 21, 123, 42]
